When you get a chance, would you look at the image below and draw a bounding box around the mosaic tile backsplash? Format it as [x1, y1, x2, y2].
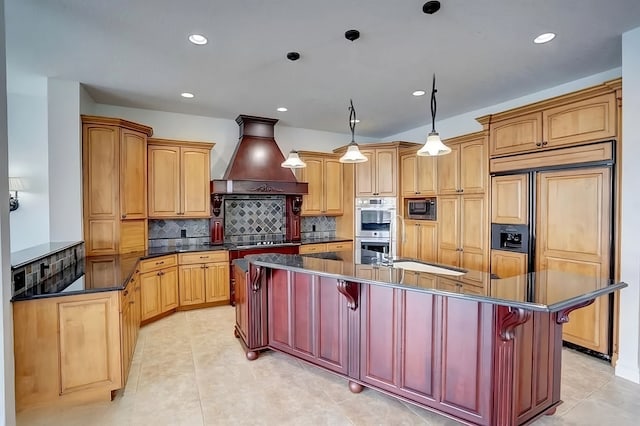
[148, 219, 211, 247]
[12, 242, 85, 296]
[224, 196, 286, 244]
[301, 216, 337, 239]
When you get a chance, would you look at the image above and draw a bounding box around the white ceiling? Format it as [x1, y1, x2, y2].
[6, 0, 640, 138]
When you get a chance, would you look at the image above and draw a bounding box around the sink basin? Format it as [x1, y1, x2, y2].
[392, 261, 465, 276]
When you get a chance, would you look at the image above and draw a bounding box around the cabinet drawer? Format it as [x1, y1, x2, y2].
[179, 251, 229, 265]
[138, 255, 177, 273]
[299, 243, 327, 254]
[326, 241, 353, 252]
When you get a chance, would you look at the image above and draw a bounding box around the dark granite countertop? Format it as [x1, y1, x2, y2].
[11, 241, 83, 268]
[299, 237, 353, 245]
[245, 251, 628, 312]
[232, 258, 249, 273]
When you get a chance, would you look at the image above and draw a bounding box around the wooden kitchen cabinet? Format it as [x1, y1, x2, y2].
[438, 194, 488, 281]
[491, 174, 529, 224]
[120, 273, 141, 386]
[481, 89, 618, 158]
[82, 115, 153, 255]
[296, 152, 343, 216]
[400, 220, 437, 263]
[299, 241, 353, 254]
[400, 152, 437, 196]
[178, 251, 230, 306]
[139, 255, 179, 321]
[490, 250, 527, 302]
[148, 138, 215, 218]
[536, 167, 611, 353]
[356, 148, 397, 197]
[437, 133, 486, 195]
[13, 291, 123, 410]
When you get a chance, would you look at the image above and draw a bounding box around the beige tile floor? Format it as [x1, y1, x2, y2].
[16, 306, 640, 425]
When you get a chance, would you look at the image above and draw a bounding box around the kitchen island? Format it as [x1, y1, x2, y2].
[235, 251, 626, 426]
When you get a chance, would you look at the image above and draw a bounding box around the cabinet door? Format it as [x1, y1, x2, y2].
[416, 155, 437, 195]
[489, 112, 543, 157]
[402, 221, 420, 259]
[355, 150, 376, 196]
[300, 156, 323, 215]
[160, 267, 179, 312]
[58, 293, 122, 394]
[491, 174, 528, 224]
[181, 147, 211, 217]
[120, 129, 147, 219]
[324, 158, 344, 215]
[437, 196, 460, 267]
[375, 149, 397, 196]
[205, 262, 230, 303]
[140, 271, 162, 321]
[179, 265, 206, 306]
[536, 167, 611, 353]
[437, 144, 460, 195]
[400, 154, 417, 196]
[460, 194, 488, 280]
[148, 145, 180, 217]
[543, 94, 616, 148]
[459, 139, 486, 194]
[418, 222, 438, 263]
[490, 250, 527, 301]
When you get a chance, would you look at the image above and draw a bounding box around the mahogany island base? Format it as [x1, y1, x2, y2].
[233, 253, 626, 426]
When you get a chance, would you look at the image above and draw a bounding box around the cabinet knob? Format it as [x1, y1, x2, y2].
[123, 290, 129, 296]
[121, 214, 127, 219]
[542, 141, 548, 146]
[536, 142, 542, 147]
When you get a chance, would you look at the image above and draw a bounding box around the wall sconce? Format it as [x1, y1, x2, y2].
[9, 177, 25, 212]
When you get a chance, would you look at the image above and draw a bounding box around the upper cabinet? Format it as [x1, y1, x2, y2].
[296, 152, 343, 216]
[82, 115, 153, 256]
[437, 133, 487, 195]
[400, 152, 437, 197]
[479, 81, 620, 158]
[491, 174, 528, 224]
[356, 148, 397, 197]
[148, 139, 215, 218]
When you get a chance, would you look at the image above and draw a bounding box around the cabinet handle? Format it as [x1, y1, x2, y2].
[155, 261, 165, 265]
[123, 290, 129, 296]
[157, 272, 161, 276]
[199, 256, 209, 259]
[121, 214, 127, 219]
[542, 141, 548, 146]
[536, 142, 542, 147]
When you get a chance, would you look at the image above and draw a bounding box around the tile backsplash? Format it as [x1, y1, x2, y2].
[224, 195, 286, 244]
[301, 216, 336, 239]
[148, 219, 211, 247]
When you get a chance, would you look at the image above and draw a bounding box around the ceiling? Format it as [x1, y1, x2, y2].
[6, 0, 640, 138]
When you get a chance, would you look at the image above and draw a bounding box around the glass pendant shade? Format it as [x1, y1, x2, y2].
[339, 141, 368, 163]
[417, 131, 451, 156]
[281, 150, 306, 168]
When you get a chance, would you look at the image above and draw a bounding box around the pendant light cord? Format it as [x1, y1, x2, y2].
[430, 74, 437, 133]
[349, 99, 357, 143]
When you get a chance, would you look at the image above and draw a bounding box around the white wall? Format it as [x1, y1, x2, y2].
[79, 84, 96, 115]
[386, 68, 622, 142]
[1, 1, 17, 423]
[616, 27, 640, 383]
[6, 88, 49, 251]
[94, 104, 370, 179]
[47, 79, 82, 242]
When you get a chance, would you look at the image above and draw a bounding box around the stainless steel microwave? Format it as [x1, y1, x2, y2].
[406, 197, 436, 220]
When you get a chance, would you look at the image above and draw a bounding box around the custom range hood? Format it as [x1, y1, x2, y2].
[211, 115, 309, 195]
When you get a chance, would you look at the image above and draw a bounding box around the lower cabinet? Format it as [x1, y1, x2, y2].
[139, 255, 179, 321]
[267, 270, 350, 374]
[120, 272, 141, 385]
[178, 251, 230, 307]
[299, 241, 353, 254]
[13, 291, 124, 410]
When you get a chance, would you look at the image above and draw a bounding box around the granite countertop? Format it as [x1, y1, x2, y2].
[245, 251, 628, 312]
[299, 237, 353, 245]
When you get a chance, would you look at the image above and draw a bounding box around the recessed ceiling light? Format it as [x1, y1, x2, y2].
[277, 107, 288, 112]
[181, 92, 195, 99]
[188, 34, 208, 45]
[413, 90, 426, 97]
[534, 32, 556, 44]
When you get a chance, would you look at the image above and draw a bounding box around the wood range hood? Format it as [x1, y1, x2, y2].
[211, 115, 309, 195]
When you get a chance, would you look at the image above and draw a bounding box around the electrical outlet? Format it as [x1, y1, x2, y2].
[181, 229, 187, 238]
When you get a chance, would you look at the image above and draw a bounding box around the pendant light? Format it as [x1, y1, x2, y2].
[339, 99, 368, 163]
[417, 74, 451, 156]
[281, 150, 306, 169]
